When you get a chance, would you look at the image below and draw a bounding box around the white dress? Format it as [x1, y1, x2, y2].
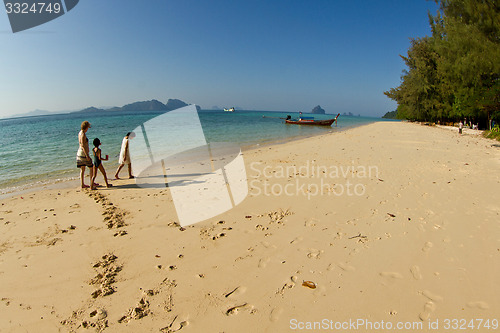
[118, 137, 130, 165]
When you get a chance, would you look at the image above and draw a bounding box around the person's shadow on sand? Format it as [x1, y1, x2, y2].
[109, 173, 209, 189]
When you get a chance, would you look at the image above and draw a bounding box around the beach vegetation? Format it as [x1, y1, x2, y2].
[381, 110, 398, 119]
[484, 124, 500, 140]
[385, 0, 499, 129]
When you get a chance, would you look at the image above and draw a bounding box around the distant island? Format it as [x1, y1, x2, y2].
[311, 105, 326, 114]
[10, 109, 53, 118]
[5, 99, 200, 119]
[73, 99, 200, 114]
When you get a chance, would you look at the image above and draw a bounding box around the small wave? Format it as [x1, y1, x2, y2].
[0, 176, 78, 196]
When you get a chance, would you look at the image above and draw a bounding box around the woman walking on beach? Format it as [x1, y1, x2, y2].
[114, 132, 135, 179]
[76, 121, 94, 188]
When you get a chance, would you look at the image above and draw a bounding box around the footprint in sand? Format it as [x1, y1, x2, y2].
[258, 257, 270, 268]
[255, 224, 268, 231]
[226, 303, 253, 316]
[46, 238, 62, 247]
[276, 281, 296, 296]
[118, 297, 151, 323]
[304, 218, 318, 228]
[421, 290, 443, 302]
[337, 262, 355, 272]
[90, 253, 121, 298]
[290, 236, 303, 244]
[313, 284, 327, 297]
[225, 286, 247, 298]
[410, 265, 423, 280]
[380, 272, 403, 279]
[422, 241, 433, 252]
[0, 242, 11, 256]
[270, 307, 284, 322]
[160, 316, 189, 332]
[88, 308, 108, 325]
[307, 248, 323, 259]
[466, 301, 489, 310]
[419, 301, 436, 321]
[260, 241, 276, 249]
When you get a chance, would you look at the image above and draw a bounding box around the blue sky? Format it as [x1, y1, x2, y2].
[0, 0, 439, 117]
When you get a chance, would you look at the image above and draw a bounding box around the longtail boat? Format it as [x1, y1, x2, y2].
[285, 118, 336, 126]
[284, 113, 340, 126]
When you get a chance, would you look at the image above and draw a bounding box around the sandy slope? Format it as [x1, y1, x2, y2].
[0, 121, 499, 332]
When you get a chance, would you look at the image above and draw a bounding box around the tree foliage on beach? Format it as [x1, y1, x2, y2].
[382, 110, 398, 119]
[385, 0, 500, 128]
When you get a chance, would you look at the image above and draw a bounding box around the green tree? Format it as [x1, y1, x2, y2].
[385, 0, 499, 128]
[384, 36, 442, 121]
[432, 0, 500, 127]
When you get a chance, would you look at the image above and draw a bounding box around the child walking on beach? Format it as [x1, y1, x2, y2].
[91, 138, 112, 189]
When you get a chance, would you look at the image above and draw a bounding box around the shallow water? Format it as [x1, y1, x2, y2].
[0, 109, 386, 193]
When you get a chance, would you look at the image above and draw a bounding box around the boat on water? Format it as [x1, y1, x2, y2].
[224, 107, 235, 112]
[285, 118, 336, 126]
[284, 113, 340, 126]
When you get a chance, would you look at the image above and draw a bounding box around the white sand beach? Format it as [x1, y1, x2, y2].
[1, 121, 499, 332]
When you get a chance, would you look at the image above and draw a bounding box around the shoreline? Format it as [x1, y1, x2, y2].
[0, 119, 491, 202]
[0, 121, 371, 200]
[1, 121, 498, 332]
[0, 110, 379, 195]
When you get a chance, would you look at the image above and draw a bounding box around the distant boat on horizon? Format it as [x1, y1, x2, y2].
[224, 107, 235, 112]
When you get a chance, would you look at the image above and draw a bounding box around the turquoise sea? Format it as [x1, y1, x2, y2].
[0, 110, 386, 194]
